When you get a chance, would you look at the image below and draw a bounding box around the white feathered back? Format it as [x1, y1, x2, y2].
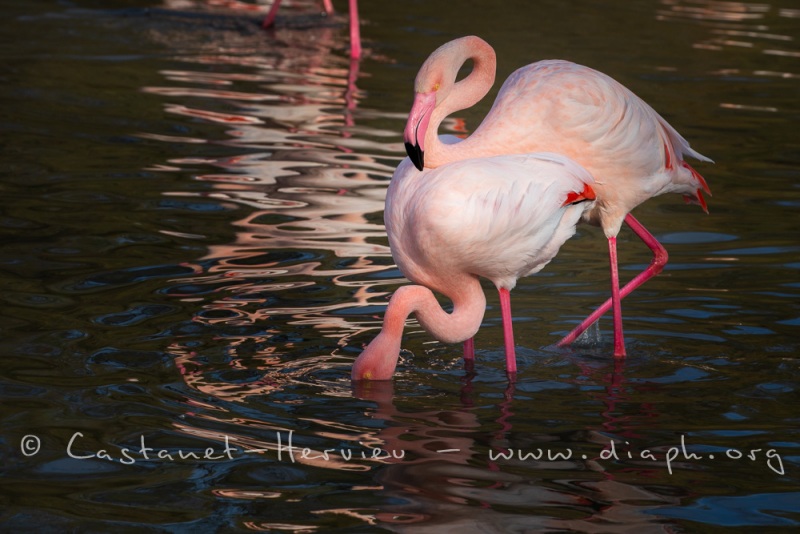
[386, 152, 595, 293]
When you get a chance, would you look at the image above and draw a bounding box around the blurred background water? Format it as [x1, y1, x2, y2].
[1, 0, 798, 531]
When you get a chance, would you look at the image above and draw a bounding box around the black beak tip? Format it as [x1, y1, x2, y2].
[404, 142, 424, 171]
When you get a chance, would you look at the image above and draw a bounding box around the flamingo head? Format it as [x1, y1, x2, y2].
[403, 36, 495, 171]
[404, 41, 463, 171]
[351, 332, 402, 381]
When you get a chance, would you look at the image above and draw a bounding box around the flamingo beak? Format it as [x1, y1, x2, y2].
[404, 91, 436, 171]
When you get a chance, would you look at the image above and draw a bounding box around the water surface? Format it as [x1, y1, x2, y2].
[1, 0, 799, 531]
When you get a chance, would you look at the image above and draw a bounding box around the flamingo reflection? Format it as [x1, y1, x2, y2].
[350, 368, 681, 531]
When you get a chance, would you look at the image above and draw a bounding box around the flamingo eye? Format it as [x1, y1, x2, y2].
[433, 82, 441, 91]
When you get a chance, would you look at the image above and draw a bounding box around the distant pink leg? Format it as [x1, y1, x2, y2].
[348, 0, 361, 59]
[498, 288, 517, 375]
[261, 0, 282, 28]
[322, 0, 335, 15]
[557, 214, 668, 354]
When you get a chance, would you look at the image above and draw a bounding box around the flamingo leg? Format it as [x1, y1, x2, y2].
[608, 236, 626, 357]
[557, 214, 668, 355]
[264, 0, 361, 59]
[463, 337, 475, 361]
[463, 337, 475, 373]
[261, 0, 282, 28]
[498, 288, 517, 375]
[348, 0, 361, 59]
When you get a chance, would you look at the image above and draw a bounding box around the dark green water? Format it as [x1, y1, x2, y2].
[1, 0, 798, 531]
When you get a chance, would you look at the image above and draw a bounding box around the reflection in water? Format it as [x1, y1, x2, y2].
[657, 0, 798, 117]
[658, 0, 798, 83]
[1, 0, 798, 530]
[125, 2, 800, 530]
[350, 365, 689, 532]
[139, 28, 691, 529]
[140, 31, 401, 401]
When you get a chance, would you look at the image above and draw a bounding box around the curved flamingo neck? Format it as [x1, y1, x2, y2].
[423, 38, 496, 167]
[410, 281, 486, 343]
[352, 280, 486, 380]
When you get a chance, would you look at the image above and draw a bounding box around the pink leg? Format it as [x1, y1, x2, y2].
[498, 288, 517, 375]
[557, 214, 668, 354]
[348, 0, 361, 59]
[608, 237, 625, 357]
[261, 0, 282, 28]
[263, 0, 360, 59]
[463, 337, 475, 362]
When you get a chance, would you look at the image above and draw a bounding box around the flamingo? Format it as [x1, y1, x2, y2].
[351, 151, 596, 380]
[403, 36, 712, 357]
[261, 0, 361, 59]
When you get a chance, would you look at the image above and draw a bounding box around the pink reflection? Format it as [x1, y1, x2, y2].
[349, 373, 680, 531]
[139, 12, 400, 404]
[144, 86, 280, 101]
[140, 21, 679, 528]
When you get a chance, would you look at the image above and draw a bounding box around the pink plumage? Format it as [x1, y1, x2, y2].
[403, 36, 712, 357]
[352, 152, 596, 381]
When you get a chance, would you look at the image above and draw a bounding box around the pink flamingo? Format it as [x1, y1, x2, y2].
[352, 152, 596, 380]
[403, 36, 712, 357]
[261, 0, 361, 59]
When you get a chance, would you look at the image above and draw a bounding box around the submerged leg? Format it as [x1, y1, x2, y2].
[557, 214, 668, 355]
[463, 337, 475, 372]
[261, 0, 282, 28]
[463, 338, 475, 361]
